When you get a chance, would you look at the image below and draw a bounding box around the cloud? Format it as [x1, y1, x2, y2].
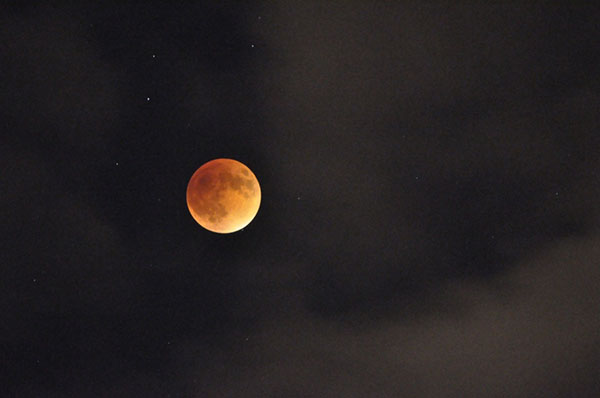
[185, 234, 600, 397]
[251, 1, 600, 315]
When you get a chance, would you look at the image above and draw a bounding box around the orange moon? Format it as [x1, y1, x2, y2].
[186, 158, 261, 233]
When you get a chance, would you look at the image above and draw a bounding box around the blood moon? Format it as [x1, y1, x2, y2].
[186, 158, 261, 233]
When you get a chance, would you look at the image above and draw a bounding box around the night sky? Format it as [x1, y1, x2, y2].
[2, 2, 600, 397]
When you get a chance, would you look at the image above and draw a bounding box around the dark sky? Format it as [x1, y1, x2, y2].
[2, 2, 600, 397]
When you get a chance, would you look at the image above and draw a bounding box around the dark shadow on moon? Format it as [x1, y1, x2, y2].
[220, 170, 256, 199]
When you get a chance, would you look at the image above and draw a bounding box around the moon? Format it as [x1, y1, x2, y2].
[186, 158, 261, 234]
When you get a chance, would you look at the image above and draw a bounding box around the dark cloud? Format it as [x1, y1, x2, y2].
[184, 235, 600, 397]
[253, 1, 600, 314]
